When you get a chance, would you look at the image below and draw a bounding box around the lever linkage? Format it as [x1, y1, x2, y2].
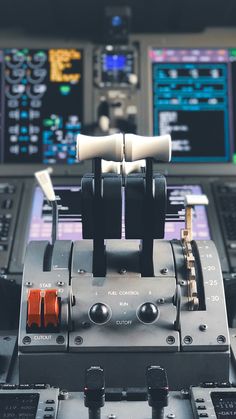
[77, 133, 171, 277]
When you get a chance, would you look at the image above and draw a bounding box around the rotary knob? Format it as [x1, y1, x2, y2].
[89, 303, 111, 325]
[137, 302, 159, 324]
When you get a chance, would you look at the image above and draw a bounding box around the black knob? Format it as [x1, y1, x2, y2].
[89, 303, 111, 324]
[137, 302, 159, 324]
[146, 366, 169, 419]
[84, 366, 105, 419]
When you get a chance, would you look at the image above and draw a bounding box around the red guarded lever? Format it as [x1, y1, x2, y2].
[43, 289, 60, 328]
[27, 289, 42, 328]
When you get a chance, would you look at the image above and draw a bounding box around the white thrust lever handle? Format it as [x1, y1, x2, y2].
[124, 134, 172, 162]
[77, 133, 123, 162]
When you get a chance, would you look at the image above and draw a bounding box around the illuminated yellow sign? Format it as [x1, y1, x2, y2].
[49, 49, 81, 83]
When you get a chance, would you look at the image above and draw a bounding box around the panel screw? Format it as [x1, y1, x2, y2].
[161, 268, 168, 274]
[22, 336, 31, 345]
[25, 282, 33, 287]
[57, 281, 64, 287]
[181, 389, 189, 399]
[167, 414, 176, 418]
[183, 335, 193, 345]
[166, 335, 175, 345]
[108, 415, 117, 419]
[199, 324, 208, 331]
[119, 268, 127, 275]
[78, 269, 86, 274]
[59, 389, 70, 400]
[180, 280, 186, 286]
[157, 298, 165, 304]
[74, 336, 83, 345]
[217, 335, 226, 344]
[56, 335, 65, 345]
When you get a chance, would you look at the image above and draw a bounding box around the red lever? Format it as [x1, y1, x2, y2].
[44, 289, 60, 328]
[27, 289, 42, 328]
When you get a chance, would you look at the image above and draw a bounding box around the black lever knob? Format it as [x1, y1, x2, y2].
[137, 302, 159, 324]
[84, 366, 105, 419]
[89, 303, 111, 324]
[146, 366, 169, 419]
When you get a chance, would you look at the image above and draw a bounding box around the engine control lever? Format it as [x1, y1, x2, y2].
[182, 194, 209, 242]
[34, 168, 58, 245]
[77, 133, 172, 277]
[181, 194, 209, 309]
[77, 133, 171, 163]
[84, 366, 105, 419]
[146, 366, 169, 419]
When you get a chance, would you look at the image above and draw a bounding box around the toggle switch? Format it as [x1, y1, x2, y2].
[43, 290, 60, 328]
[27, 289, 42, 328]
[146, 366, 169, 419]
[84, 366, 105, 419]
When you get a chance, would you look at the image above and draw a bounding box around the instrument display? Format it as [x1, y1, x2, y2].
[211, 392, 236, 418]
[93, 45, 138, 86]
[0, 393, 39, 418]
[150, 48, 236, 163]
[0, 48, 83, 164]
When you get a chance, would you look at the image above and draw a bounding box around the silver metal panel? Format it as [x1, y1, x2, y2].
[153, 240, 176, 277]
[58, 391, 194, 419]
[180, 241, 230, 352]
[18, 241, 72, 353]
[70, 274, 179, 351]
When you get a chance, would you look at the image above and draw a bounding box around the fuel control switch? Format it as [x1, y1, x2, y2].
[43, 290, 60, 328]
[27, 289, 42, 329]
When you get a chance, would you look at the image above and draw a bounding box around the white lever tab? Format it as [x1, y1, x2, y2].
[101, 160, 121, 174]
[185, 194, 209, 207]
[122, 160, 145, 175]
[77, 133, 123, 162]
[124, 134, 171, 162]
[34, 168, 56, 202]
[101, 160, 145, 175]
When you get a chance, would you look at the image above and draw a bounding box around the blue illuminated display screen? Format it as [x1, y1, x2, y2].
[0, 48, 83, 164]
[150, 49, 233, 163]
[100, 49, 134, 85]
[104, 54, 127, 71]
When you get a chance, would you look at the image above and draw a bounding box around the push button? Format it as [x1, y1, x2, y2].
[44, 290, 60, 328]
[27, 289, 42, 328]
